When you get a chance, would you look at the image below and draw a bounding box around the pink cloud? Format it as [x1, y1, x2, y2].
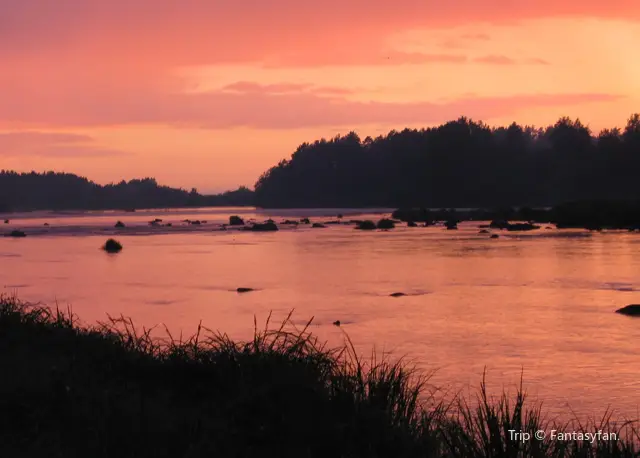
[221, 82, 354, 96]
[0, 1, 631, 133]
[0, 81, 623, 129]
[222, 82, 311, 93]
[0, 131, 132, 157]
[471, 55, 551, 65]
[311, 87, 355, 96]
[473, 55, 517, 65]
[262, 51, 470, 67]
[460, 33, 492, 40]
[1, 0, 638, 70]
[0, 132, 93, 148]
[21, 146, 133, 157]
[526, 57, 551, 65]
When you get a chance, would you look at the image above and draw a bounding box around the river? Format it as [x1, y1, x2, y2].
[1, 207, 639, 421]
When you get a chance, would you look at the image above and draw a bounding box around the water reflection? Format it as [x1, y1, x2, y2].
[0, 211, 639, 420]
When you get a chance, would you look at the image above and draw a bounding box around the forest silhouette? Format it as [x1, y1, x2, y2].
[1, 114, 640, 211]
[254, 114, 640, 208]
[0, 172, 252, 212]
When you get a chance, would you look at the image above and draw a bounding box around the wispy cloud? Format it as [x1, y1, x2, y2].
[525, 57, 551, 65]
[0, 131, 133, 157]
[260, 51, 470, 68]
[0, 85, 623, 130]
[472, 55, 551, 65]
[473, 55, 517, 65]
[460, 33, 492, 41]
[2, 0, 637, 70]
[221, 82, 354, 96]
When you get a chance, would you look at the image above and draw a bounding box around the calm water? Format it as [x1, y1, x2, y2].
[1, 207, 639, 420]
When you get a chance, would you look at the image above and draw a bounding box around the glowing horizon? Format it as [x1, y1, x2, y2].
[1, 1, 639, 193]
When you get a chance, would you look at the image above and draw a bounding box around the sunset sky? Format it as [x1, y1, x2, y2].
[1, 1, 639, 193]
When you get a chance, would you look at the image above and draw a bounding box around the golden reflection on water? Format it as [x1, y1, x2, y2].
[1, 214, 640, 420]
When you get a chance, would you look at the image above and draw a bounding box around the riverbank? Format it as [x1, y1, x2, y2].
[0, 296, 637, 457]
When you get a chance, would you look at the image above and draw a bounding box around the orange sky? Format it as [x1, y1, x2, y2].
[1, 1, 639, 193]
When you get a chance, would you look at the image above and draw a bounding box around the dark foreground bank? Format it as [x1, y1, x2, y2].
[0, 296, 637, 458]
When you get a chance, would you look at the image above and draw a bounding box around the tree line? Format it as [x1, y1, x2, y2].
[0, 171, 253, 212]
[2, 113, 639, 211]
[253, 114, 640, 208]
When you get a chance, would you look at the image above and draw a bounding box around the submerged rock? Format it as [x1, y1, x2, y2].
[3, 219, 9, 224]
[489, 220, 510, 230]
[445, 220, 458, 230]
[615, 304, 640, 316]
[247, 222, 278, 232]
[102, 238, 122, 253]
[236, 287, 254, 293]
[506, 223, 540, 231]
[333, 320, 341, 326]
[355, 220, 376, 230]
[5, 230, 26, 238]
[376, 218, 395, 230]
[479, 229, 489, 234]
[390, 292, 406, 297]
[407, 221, 418, 227]
[391, 208, 432, 223]
[490, 234, 499, 239]
[300, 218, 310, 224]
[281, 219, 299, 225]
[114, 221, 125, 228]
[311, 223, 327, 228]
[229, 215, 244, 226]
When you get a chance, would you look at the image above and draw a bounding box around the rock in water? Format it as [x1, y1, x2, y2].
[236, 287, 254, 293]
[390, 292, 406, 297]
[355, 220, 376, 230]
[247, 222, 278, 232]
[229, 215, 245, 225]
[615, 304, 640, 316]
[376, 219, 395, 229]
[445, 220, 458, 230]
[102, 238, 122, 253]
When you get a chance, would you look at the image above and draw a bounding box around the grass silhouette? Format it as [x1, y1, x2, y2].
[0, 295, 637, 457]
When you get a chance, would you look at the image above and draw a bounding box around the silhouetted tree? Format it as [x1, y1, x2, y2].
[0, 171, 254, 212]
[254, 114, 640, 208]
